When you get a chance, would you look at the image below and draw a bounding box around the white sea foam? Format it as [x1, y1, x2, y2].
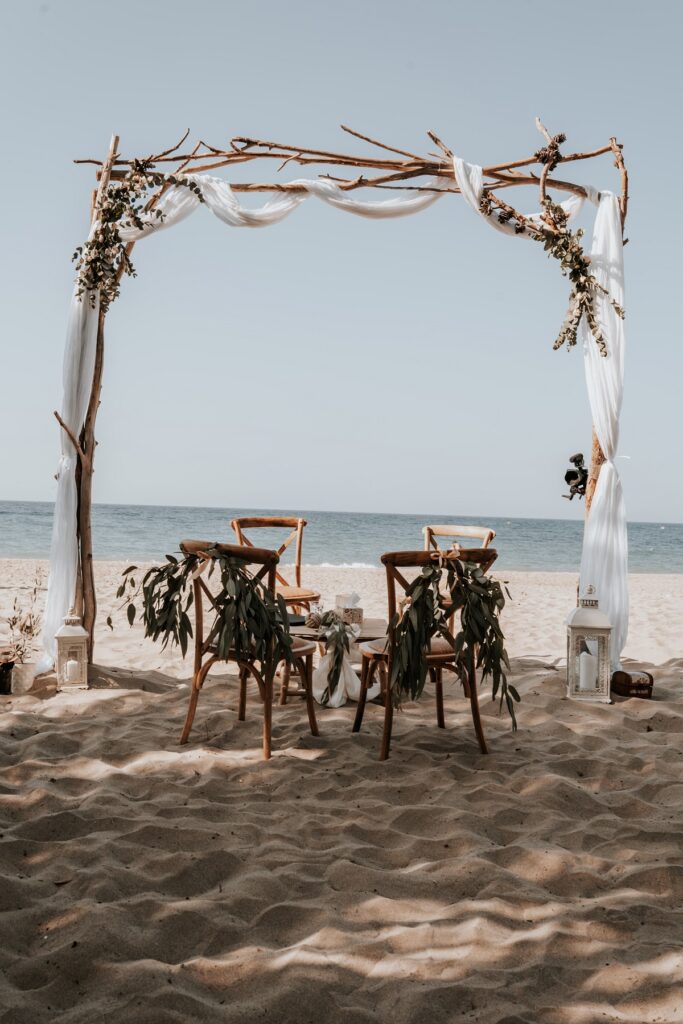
[306, 562, 377, 570]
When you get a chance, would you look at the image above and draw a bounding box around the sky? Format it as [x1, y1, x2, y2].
[0, 0, 681, 523]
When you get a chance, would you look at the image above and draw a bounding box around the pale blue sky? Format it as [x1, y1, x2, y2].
[1, 0, 680, 522]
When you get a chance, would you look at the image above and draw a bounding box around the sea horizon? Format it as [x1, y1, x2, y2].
[1, 499, 681, 573]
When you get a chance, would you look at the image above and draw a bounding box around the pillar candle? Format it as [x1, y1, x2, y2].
[65, 659, 80, 683]
[579, 651, 597, 691]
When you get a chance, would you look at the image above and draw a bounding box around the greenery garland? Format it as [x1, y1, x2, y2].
[389, 558, 519, 729]
[110, 549, 293, 675]
[73, 161, 204, 313]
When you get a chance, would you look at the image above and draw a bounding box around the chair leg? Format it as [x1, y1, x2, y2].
[238, 666, 248, 721]
[179, 656, 216, 745]
[353, 657, 370, 733]
[379, 666, 393, 761]
[435, 667, 445, 729]
[262, 668, 273, 760]
[180, 682, 200, 745]
[467, 665, 488, 754]
[303, 654, 319, 737]
[377, 661, 388, 701]
[279, 661, 291, 705]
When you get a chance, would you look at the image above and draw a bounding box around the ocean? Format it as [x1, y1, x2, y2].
[0, 501, 681, 572]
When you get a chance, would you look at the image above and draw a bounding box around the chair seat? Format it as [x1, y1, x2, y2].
[205, 636, 316, 660]
[278, 585, 321, 604]
[291, 636, 317, 657]
[360, 635, 455, 659]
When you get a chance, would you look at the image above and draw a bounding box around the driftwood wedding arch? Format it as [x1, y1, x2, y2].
[45, 120, 629, 666]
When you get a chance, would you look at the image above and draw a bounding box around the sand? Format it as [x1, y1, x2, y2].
[1, 559, 683, 1023]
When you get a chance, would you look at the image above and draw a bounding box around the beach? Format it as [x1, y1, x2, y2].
[1, 559, 682, 1022]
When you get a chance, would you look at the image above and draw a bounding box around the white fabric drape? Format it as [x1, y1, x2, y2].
[452, 156, 628, 667]
[452, 156, 588, 234]
[40, 176, 445, 666]
[578, 194, 628, 668]
[38, 278, 100, 673]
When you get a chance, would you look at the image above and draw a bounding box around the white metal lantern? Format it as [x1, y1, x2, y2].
[566, 585, 612, 702]
[55, 610, 89, 690]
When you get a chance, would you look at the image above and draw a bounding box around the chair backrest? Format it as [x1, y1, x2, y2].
[230, 517, 308, 590]
[180, 539, 280, 669]
[423, 524, 496, 554]
[380, 547, 499, 623]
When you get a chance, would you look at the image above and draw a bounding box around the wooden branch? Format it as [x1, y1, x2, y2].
[427, 130, 453, 159]
[149, 128, 191, 163]
[53, 411, 86, 464]
[535, 116, 553, 145]
[340, 123, 423, 160]
[610, 136, 629, 229]
[92, 133, 119, 219]
[75, 137, 616, 181]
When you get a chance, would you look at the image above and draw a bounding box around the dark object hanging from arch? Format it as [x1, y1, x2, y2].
[563, 452, 588, 501]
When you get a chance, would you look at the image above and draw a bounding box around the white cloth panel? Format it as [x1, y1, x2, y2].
[296, 178, 443, 218]
[40, 176, 447, 666]
[579, 193, 628, 668]
[37, 282, 100, 672]
[312, 651, 380, 707]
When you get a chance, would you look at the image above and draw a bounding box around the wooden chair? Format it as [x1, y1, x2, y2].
[353, 548, 498, 761]
[231, 517, 321, 613]
[423, 523, 496, 552]
[178, 539, 318, 760]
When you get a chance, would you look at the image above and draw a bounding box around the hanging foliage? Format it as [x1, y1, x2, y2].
[389, 558, 519, 728]
[110, 549, 292, 674]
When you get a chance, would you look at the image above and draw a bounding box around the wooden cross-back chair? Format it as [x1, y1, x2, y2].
[178, 539, 318, 760]
[353, 547, 498, 761]
[231, 517, 321, 614]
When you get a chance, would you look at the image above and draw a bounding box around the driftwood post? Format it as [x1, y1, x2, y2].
[55, 133, 119, 661]
[80, 133, 119, 660]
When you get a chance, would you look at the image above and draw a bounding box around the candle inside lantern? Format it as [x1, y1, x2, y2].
[578, 651, 597, 691]
[65, 659, 80, 683]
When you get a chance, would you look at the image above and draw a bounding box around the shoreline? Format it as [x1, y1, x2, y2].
[4, 555, 683, 575]
[2, 560, 682, 666]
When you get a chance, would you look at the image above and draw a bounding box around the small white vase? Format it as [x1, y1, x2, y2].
[11, 663, 36, 694]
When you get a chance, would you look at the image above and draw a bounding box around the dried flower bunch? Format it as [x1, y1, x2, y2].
[6, 570, 43, 664]
[534, 200, 625, 356]
[479, 193, 625, 357]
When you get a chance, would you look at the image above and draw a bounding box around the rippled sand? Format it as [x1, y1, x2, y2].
[1, 560, 682, 1023]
